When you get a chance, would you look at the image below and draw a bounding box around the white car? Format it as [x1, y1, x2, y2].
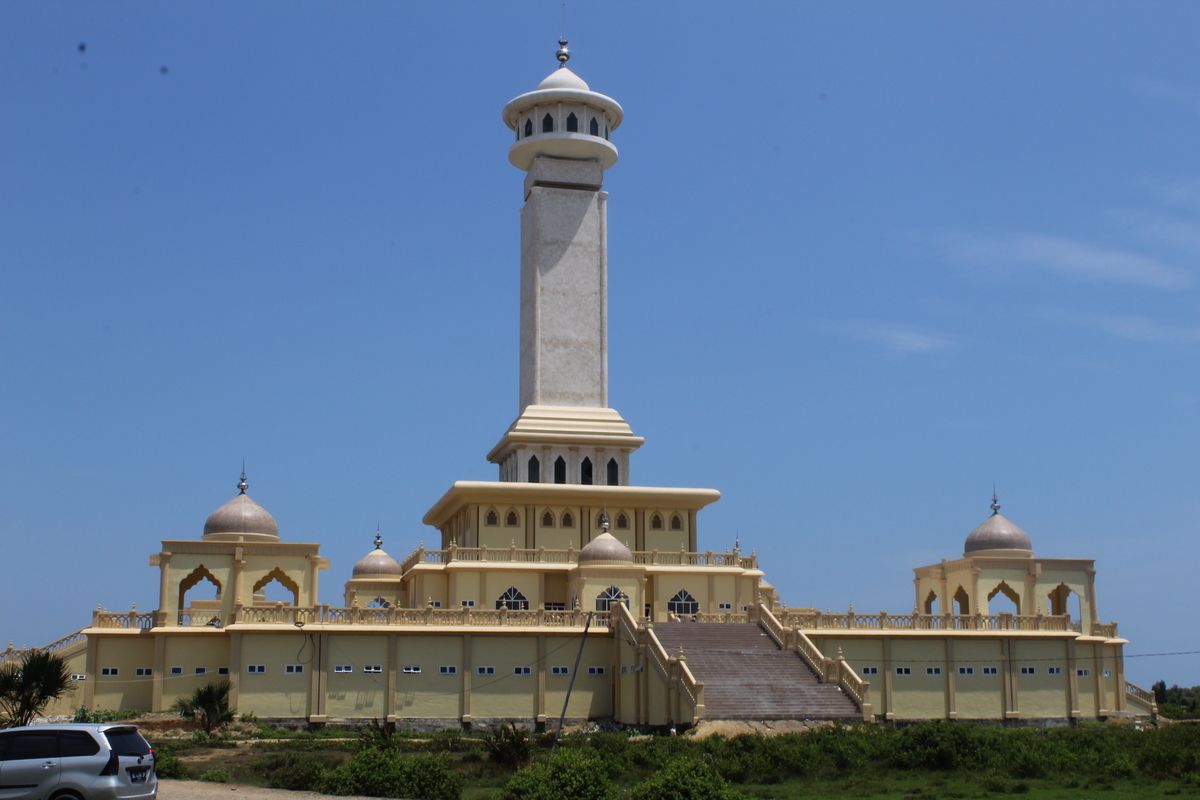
[0, 723, 157, 800]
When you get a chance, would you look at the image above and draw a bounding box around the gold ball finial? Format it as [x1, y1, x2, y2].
[556, 38, 570, 66]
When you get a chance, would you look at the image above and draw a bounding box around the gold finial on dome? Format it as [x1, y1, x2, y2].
[238, 461, 248, 495]
[556, 37, 570, 67]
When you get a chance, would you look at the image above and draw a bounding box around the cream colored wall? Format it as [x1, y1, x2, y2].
[534, 506, 583, 550]
[977, 569, 1031, 614]
[650, 575, 709, 619]
[545, 638, 612, 720]
[643, 516, 687, 552]
[236, 632, 312, 718]
[483, 571, 541, 610]
[166, 554, 232, 613]
[92, 636, 156, 712]
[325, 635, 389, 719]
[243, 555, 313, 605]
[413, 573, 448, 607]
[952, 639, 1005, 719]
[468, 636, 538, 719]
[577, 572, 640, 612]
[451, 571, 483, 608]
[395, 635, 465, 718]
[884, 639, 948, 720]
[1036, 570, 1091, 628]
[478, 504, 524, 549]
[1013, 639, 1070, 718]
[1075, 642, 1098, 715]
[42, 644, 89, 716]
[160, 634, 231, 709]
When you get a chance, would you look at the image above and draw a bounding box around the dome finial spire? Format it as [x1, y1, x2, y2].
[990, 484, 1001, 516]
[238, 460, 248, 495]
[556, 37, 570, 67]
[374, 523, 383, 551]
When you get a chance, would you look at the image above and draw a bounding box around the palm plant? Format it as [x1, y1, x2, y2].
[172, 680, 232, 733]
[0, 651, 73, 727]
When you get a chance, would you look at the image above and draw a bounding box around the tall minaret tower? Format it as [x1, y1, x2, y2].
[487, 41, 644, 486]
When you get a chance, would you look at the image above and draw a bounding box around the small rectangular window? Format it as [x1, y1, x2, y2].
[1021, 666, 1036, 675]
[364, 664, 383, 674]
[477, 666, 496, 676]
[461, 599, 476, 608]
[959, 666, 974, 676]
[218, 667, 229, 676]
[70, 673, 86, 681]
[429, 600, 443, 608]
[247, 664, 266, 674]
[1048, 666, 1063, 676]
[334, 664, 353, 674]
[545, 602, 566, 611]
[896, 667, 911, 676]
[1104, 670, 1112, 678]
[402, 665, 421, 674]
[440, 665, 457, 675]
[983, 666, 998, 676]
[285, 664, 304, 674]
[588, 666, 606, 675]
[926, 667, 942, 676]
[1077, 668, 1090, 677]
[101, 667, 119, 676]
[195, 667, 207, 675]
[552, 666, 569, 676]
[861, 666, 878, 676]
[135, 667, 152, 677]
[513, 666, 531, 676]
[717, 602, 733, 611]
[170, 666, 183, 676]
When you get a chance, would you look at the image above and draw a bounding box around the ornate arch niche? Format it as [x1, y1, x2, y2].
[252, 567, 300, 607]
[1047, 582, 1081, 620]
[178, 565, 222, 609]
[952, 585, 971, 616]
[922, 589, 940, 615]
[987, 581, 1020, 615]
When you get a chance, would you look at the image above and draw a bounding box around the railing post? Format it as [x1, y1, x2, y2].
[879, 611, 889, 629]
[538, 546, 545, 563]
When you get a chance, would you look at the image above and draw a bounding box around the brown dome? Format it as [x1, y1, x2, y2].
[353, 535, 403, 578]
[964, 495, 1032, 555]
[578, 532, 634, 565]
[202, 472, 279, 542]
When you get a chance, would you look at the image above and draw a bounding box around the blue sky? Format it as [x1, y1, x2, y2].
[1, 2, 1197, 686]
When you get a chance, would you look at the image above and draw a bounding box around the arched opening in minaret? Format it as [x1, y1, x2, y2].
[589, 117, 599, 136]
[580, 457, 593, 485]
[527, 456, 540, 483]
[607, 458, 619, 486]
[923, 590, 939, 615]
[554, 456, 566, 484]
[987, 581, 1020, 616]
[952, 586, 970, 616]
[1047, 583, 1081, 621]
[178, 565, 221, 610]
[524, 118, 533, 138]
[566, 112, 578, 132]
[253, 568, 300, 607]
[542, 113, 554, 133]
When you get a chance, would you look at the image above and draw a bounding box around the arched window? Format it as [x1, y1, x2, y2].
[650, 513, 663, 530]
[566, 112, 578, 132]
[485, 508, 499, 526]
[528, 455, 540, 483]
[589, 117, 599, 136]
[1047, 583, 1081, 620]
[607, 458, 619, 486]
[554, 456, 566, 484]
[253, 568, 299, 607]
[524, 118, 533, 138]
[497, 586, 529, 611]
[615, 513, 629, 530]
[561, 511, 574, 528]
[923, 590, 939, 615]
[670, 514, 683, 531]
[581, 457, 593, 485]
[667, 589, 699, 615]
[541, 510, 555, 528]
[505, 509, 520, 527]
[367, 597, 391, 609]
[596, 586, 624, 612]
[987, 581, 1020, 615]
[178, 565, 222, 610]
[952, 586, 970, 616]
[542, 113, 554, 133]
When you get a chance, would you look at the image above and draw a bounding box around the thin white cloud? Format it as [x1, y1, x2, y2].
[942, 232, 1190, 290]
[835, 322, 957, 355]
[1112, 210, 1200, 256]
[1036, 308, 1200, 344]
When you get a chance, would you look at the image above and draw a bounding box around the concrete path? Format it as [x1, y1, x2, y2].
[158, 779, 376, 799]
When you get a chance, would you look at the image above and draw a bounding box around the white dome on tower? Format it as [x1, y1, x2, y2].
[502, 39, 623, 171]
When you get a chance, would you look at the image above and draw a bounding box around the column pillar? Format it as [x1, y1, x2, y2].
[152, 634, 167, 712]
[945, 638, 957, 720]
[462, 634, 473, 724]
[227, 632, 241, 715]
[1067, 637, 1080, 718]
[536, 635, 547, 724]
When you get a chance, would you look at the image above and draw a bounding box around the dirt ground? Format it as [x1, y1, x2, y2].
[157, 779, 375, 800]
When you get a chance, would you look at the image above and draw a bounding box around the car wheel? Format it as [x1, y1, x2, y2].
[51, 792, 84, 800]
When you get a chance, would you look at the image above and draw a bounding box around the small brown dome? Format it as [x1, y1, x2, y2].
[964, 494, 1032, 555]
[203, 473, 279, 542]
[579, 532, 634, 565]
[353, 535, 403, 578]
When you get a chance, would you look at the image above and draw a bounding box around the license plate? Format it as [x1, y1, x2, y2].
[129, 769, 148, 784]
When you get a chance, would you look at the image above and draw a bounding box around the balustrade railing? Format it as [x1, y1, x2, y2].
[91, 611, 156, 630]
[177, 610, 222, 627]
[397, 545, 756, 571]
[1126, 681, 1157, 713]
[772, 609, 1105, 634]
[230, 604, 596, 628]
[612, 603, 704, 724]
[758, 604, 871, 720]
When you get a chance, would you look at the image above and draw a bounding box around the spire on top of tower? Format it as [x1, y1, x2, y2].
[238, 463, 248, 495]
[556, 37, 570, 67]
[990, 485, 1001, 516]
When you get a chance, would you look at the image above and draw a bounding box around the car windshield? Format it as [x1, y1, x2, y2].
[103, 728, 151, 756]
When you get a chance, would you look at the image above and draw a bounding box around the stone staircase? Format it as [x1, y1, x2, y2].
[652, 622, 861, 721]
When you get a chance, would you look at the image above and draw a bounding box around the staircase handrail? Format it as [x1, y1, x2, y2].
[1126, 681, 1158, 714]
[617, 604, 704, 724]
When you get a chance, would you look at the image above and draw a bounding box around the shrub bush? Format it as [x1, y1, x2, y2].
[198, 766, 230, 783]
[484, 723, 533, 769]
[502, 749, 616, 800]
[316, 747, 462, 800]
[628, 755, 744, 800]
[151, 750, 185, 779]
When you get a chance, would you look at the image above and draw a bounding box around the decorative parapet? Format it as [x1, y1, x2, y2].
[232, 604, 606, 628]
[399, 545, 756, 573]
[1126, 681, 1158, 715]
[774, 608, 1114, 636]
[90, 609, 156, 630]
[759, 604, 871, 721]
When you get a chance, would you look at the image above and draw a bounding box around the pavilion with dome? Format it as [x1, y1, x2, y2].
[9, 41, 1155, 728]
